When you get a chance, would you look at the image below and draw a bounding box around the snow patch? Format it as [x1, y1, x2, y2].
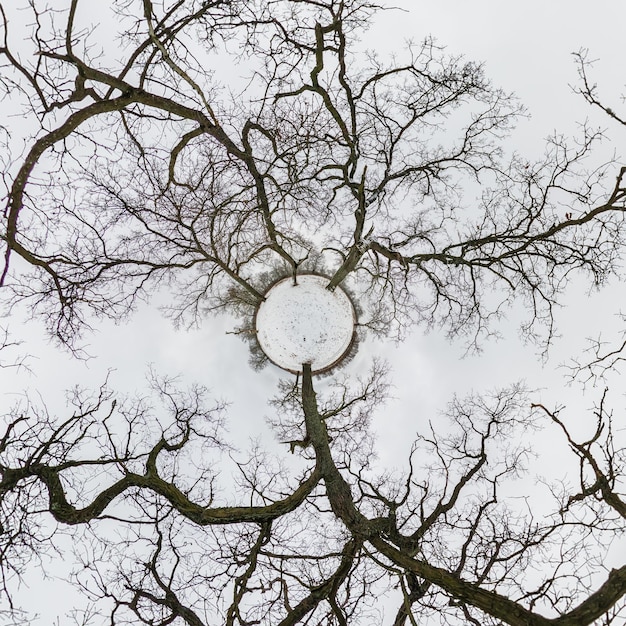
[255, 275, 356, 373]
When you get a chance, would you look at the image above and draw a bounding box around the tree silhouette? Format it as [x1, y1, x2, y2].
[1, 1, 626, 625]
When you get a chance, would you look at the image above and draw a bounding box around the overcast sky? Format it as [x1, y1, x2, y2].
[2, 1, 626, 623]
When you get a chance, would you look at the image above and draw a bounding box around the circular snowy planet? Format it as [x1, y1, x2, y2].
[254, 274, 356, 374]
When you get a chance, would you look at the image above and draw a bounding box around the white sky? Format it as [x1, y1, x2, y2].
[2, 1, 626, 623]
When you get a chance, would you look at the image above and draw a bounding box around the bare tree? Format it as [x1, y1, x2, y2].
[2, 363, 626, 625]
[1, 1, 625, 344]
[564, 51, 626, 383]
[2, 1, 626, 625]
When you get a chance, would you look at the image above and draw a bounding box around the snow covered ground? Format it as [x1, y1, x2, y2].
[254, 274, 356, 373]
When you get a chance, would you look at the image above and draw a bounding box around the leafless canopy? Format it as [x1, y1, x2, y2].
[1, 0, 625, 344]
[1, 1, 626, 625]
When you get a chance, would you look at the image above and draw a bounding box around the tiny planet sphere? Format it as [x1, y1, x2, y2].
[254, 274, 356, 373]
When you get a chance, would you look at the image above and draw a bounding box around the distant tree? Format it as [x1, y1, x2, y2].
[1, 2, 626, 625]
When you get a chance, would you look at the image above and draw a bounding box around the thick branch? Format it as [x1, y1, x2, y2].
[0, 461, 321, 526]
